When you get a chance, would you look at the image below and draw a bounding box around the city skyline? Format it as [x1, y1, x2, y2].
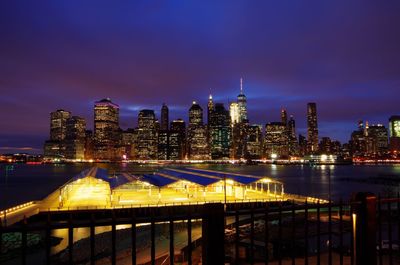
[1, 1, 400, 153]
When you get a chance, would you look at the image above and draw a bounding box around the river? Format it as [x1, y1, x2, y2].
[1, 163, 400, 209]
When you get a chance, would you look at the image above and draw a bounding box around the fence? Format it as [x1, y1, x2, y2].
[0, 192, 399, 265]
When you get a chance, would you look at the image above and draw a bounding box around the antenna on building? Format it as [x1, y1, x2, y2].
[240, 77, 243, 94]
[209, 88, 212, 100]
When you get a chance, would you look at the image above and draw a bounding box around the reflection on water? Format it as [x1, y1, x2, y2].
[51, 224, 131, 254]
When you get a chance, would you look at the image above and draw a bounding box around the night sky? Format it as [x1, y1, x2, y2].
[1, 1, 400, 154]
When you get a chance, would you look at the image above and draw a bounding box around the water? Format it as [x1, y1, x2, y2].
[1, 163, 400, 209]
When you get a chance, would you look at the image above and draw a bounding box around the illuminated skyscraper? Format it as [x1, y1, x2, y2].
[138, 109, 158, 160]
[210, 103, 231, 159]
[160, 103, 169, 131]
[94, 98, 120, 160]
[65, 116, 86, 160]
[246, 124, 263, 159]
[157, 130, 169, 160]
[264, 122, 289, 158]
[44, 109, 71, 159]
[207, 93, 214, 125]
[188, 101, 209, 160]
[50, 109, 71, 141]
[288, 115, 298, 156]
[229, 102, 240, 125]
[389, 116, 400, 153]
[307, 103, 319, 154]
[365, 124, 388, 156]
[237, 78, 247, 122]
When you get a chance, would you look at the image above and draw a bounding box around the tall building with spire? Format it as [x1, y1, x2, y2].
[160, 103, 169, 131]
[207, 91, 214, 125]
[307, 102, 319, 154]
[237, 78, 247, 122]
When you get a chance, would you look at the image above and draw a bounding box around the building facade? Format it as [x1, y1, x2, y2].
[389, 116, 400, 153]
[237, 78, 248, 122]
[44, 109, 71, 159]
[94, 98, 120, 160]
[264, 122, 289, 158]
[160, 103, 169, 131]
[307, 102, 319, 154]
[246, 124, 263, 159]
[187, 101, 209, 160]
[65, 116, 86, 160]
[137, 109, 158, 160]
[210, 103, 231, 159]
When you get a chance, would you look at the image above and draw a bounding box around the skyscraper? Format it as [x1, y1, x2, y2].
[137, 109, 158, 160]
[210, 103, 231, 159]
[50, 109, 71, 141]
[287, 115, 298, 156]
[229, 102, 240, 125]
[188, 101, 209, 160]
[366, 124, 388, 156]
[65, 116, 86, 160]
[264, 122, 289, 158]
[307, 102, 319, 154]
[157, 130, 169, 160]
[160, 103, 169, 131]
[207, 93, 214, 125]
[170, 119, 186, 160]
[94, 98, 120, 160]
[237, 78, 247, 122]
[189, 101, 203, 126]
[44, 109, 71, 159]
[246, 124, 263, 159]
[389, 116, 400, 153]
[281, 109, 288, 125]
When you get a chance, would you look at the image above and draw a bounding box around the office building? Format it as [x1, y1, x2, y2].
[237, 78, 247, 122]
[209, 103, 231, 159]
[187, 101, 209, 160]
[230, 102, 240, 125]
[307, 103, 319, 154]
[94, 98, 120, 160]
[264, 122, 289, 158]
[389, 116, 400, 153]
[44, 109, 71, 159]
[170, 119, 186, 160]
[287, 115, 298, 156]
[65, 116, 86, 160]
[137, 109, 158, 160]
[246, 124, 263, 159]
[160, 103, 169, 131]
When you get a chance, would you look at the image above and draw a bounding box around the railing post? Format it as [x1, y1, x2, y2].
[352, 192, 377, 265]
[202, 203, 225, 265]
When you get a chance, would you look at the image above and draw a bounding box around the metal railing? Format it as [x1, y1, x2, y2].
[0, 193, 399, 265]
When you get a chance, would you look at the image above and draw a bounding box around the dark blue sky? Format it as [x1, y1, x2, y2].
[1, 1, 400, 154]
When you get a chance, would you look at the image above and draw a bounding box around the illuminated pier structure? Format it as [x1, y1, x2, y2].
[1, 167, 326, 226]
[59, 167, 286, 207]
